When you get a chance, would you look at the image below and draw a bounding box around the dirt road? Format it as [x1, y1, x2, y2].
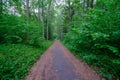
[27, 40, 101, 80]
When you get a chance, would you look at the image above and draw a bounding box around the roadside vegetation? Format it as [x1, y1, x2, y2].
[0, 14, 52, 80]
[0, 42, 52, 80]
[63, 0, 120, 80]
[0, 0, 53, 79]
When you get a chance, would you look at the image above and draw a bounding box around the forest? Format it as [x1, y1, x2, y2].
[0, 0, 120, 80]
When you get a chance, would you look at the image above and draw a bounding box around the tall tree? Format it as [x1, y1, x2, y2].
[0, 0, 2, 14]
[42, 0, 45, 38]
[90, 0, 94, 8]
[58, 26, 63, 40]
[87, 0, 94, 9]
[83, 0, 86, 13]
[46, 0, 52, 40]
[68, 0, 71, 21]
[38, 0, 41, 27]
[26, 0, 30, 25]
[87, 0, 90, 8]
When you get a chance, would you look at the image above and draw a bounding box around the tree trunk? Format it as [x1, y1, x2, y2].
[87, 0, 90, 8]
[38, 0, 41, 28]
[59, 26, 63, 40]
[33, 11, 37, 21]
[90, 0, 94, 8]
[68, 0, 71, 21]
[46, 0, 52, 40]
[0, 0, 2, 14]
[83, 0, 86, 13]
[42, 0, 45, 38]
[26, 0, 29, 25]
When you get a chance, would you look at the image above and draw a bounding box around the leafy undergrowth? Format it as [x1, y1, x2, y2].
[74, 52, 120, 80]
[64, 42, 120, 80]
[0, 41, 52, 80]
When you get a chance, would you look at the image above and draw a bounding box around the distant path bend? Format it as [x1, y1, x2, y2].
[27, 40, 100, 80]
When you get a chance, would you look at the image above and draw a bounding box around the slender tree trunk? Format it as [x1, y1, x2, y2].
[33, 11, 37, 21]
[90, 0, 94, 8]
[87, 0, 94, 8]
[38, 0, 41, 27]
[46, 0, 52, 40]
[25, 0, 30, 43]
[26, 0, 29, 25]
[42, 0, 45, 38]
[83, 0, 86, 13]
[82, 0, 86, 21]
[59, 26, 63, 40]
[0, 0, 2, 14]
[87, 0, 90, 8]
[61, 29, 63, 40]
[68, 0, 71, 21]
[46, 19, 49, 40]
[67, 0, 71, 32]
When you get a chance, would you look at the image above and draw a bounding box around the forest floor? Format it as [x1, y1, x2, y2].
[27, 40, 102, 80]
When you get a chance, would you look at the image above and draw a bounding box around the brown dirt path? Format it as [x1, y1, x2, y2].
[27, 40, 101, 80]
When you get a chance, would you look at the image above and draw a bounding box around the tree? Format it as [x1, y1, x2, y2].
[26, 0, 30, 25]
[90, 0, 94, 8]
[87, 0, 94, 8]
[0, 0, 2, 14]
[68, 0, 71, 21]
[46, 0, 52, 40]
[42, 0, 45, 38]
[63, 0, 120, 79]
[38, 0, 41, 28]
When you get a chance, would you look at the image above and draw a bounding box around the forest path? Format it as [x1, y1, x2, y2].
[27, 40, 100, 80]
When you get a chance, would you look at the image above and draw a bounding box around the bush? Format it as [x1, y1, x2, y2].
[0, 14, 43, 47]
[63, 0, 120, 79]
[0, 42, 52, 80]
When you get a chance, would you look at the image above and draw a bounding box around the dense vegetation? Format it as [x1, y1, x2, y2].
[63, 0, 120, 80]
[0, 0, 120, 80]
[0, 0, 53, 79]
[0, 42, 52, 79]
[0, 15, 52, 79]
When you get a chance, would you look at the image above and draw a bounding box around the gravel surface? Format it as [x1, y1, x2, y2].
[27, 40, 101, 80]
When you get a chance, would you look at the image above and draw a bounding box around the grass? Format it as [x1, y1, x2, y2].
[0, 41, 52, 80]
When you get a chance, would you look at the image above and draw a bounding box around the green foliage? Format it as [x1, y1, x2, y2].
[0, 14, 43, 47]
[0, 0, 54, 80]
[63, 0, 120, 79]
[0, 42, 52, 80]
[0, 6, 53, 79]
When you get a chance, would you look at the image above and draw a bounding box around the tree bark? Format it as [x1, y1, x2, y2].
[68, 0, 71, 21]
[87, 0, 90, 8]
[59, 26, 63, 40]
[42, 0, 45, 38]
[26, 0, 30, 25]
[33, 11, 37, 21]
[46, 0, 52, 40]
[90, 0, 94, 8]
[0, 0, 2, 14]
[83, 0, 86, 13]
[38, 0, 41, 28]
